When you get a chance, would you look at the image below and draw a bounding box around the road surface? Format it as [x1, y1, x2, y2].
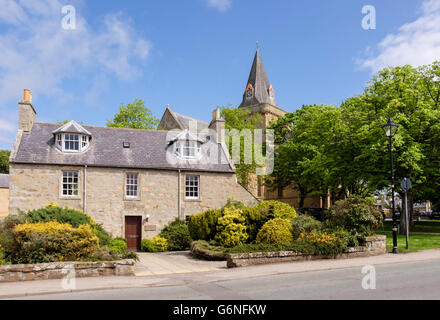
[10, 259, 440, 300]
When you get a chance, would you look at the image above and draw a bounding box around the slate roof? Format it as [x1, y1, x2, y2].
[52, 120, 92, 135]
[12, 123, 234, 173]
[238, 50, 282, 110]
[171, 110, 210, 131]
[0, 174, 8, 188]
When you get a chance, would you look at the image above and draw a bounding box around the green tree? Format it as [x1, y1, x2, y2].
[269, 105, 348, 208]
[220, 106, 263, 188]
[340, 63, 440, 233]
[107, 99, 159, 130]
[0, 150, 10, 174]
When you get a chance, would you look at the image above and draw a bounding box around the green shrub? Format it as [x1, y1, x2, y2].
[25, 204, 113, 247]
[296, 231, 349, 256]
[291, 214, 322, 239]
[0, 212, 27, 260]
[215, 207, 248, 247]
[26, 204, 92, 227]
[256, 218, 293, 245]
[11, 221, 99, 264]
[187, 209, 222, 241]
[241, 206, 265, 242]
[0, 245, 7, 265]
[94, 225, 112, 247]
[142, 236, 168, 252]
[108, 238, 127, 254]
[327, 195, 382, 237]
[160, 219, 192, 251]
[190, 240, 227, 261]
[254, 200, 298, 221]
[223, 199, 245, 210]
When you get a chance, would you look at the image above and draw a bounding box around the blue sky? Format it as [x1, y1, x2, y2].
[0, 0, 439, 149]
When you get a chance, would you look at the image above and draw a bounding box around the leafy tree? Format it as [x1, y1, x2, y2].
[269, 105, 347, 208]
[220, 106, 263, 188]
[0, 150, 10, 174]
[340, 63, 440, 233]
[107, 99, 159, 130]
[270, 61, 440, 225]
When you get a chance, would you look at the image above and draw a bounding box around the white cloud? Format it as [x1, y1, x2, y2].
[206, 0, 232, 12]
[0, 0, 152, 105]
[360, 0, 440, 72]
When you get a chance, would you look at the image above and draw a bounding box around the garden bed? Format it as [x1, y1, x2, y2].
[225, 236, 386, 268]
[0, 259, 135, 283]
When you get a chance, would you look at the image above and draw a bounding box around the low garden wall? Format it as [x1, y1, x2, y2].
[0, 260, 135, 283]
[226, 236, 386, 268]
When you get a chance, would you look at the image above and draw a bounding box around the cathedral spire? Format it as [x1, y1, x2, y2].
[239, 49, 279, 110]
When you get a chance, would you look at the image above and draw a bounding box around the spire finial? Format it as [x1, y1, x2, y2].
[256, 41, 259, 51]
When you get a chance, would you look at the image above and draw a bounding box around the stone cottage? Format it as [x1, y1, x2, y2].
[9, 90, 257, 251]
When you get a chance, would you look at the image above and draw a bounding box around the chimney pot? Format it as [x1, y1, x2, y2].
[24, 89, 32, 102]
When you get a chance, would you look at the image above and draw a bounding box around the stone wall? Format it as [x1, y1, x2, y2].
[0, 188, 8, 217]
[0, 260, 135, 283]
[9, 164, 258, 238]
[226, 236, 386, 268]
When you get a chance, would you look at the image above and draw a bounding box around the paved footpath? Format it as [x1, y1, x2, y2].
[1, 249, 440, 299]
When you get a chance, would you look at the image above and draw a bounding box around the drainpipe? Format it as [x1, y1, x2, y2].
[178, 169, 181, 220]
[83, 165, 87, 213]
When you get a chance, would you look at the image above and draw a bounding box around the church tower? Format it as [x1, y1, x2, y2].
[239, 50, 286, 128]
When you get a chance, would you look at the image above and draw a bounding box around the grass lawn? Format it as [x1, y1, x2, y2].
[377, 231, 440, 253]
[378, 220, 440, 252]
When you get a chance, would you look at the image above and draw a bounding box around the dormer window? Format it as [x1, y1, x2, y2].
[52, 120, 92, 153]
[175, 140, 201, 159]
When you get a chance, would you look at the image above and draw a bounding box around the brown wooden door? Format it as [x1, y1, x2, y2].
[125, 216, 142, 251]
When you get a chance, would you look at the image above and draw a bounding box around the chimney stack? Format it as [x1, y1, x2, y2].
[23, 89, 32, 102]
[209, 107, 225, 144]
[18, 89, 36, 133]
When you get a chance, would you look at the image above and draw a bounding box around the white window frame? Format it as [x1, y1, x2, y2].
[175, 140, 201, 159]
[64, 133, 80, 152]
[185, 175, 200, 199]
[125, 173, 139, 198]
[61, 171, 79, 197]
[56, 133, 90, 153]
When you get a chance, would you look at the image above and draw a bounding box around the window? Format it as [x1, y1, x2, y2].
[62, 171, 79, 196]
[126, 173, 139, 198]
[175, 140, 201, 159]
[185, 175, 199, 199]
[55, 133, 90, 152]
[56, 134, 62, 147]
[82, 135, 89, 149]
[64, 134, 79, 151]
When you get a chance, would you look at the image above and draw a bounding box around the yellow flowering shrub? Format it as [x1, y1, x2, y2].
[142, 236, 168, 252]
[256, 218, 293, 245]
[215, 207, 248, 248]
[12, 221, 99, 264]
[296, 231, 348, 255]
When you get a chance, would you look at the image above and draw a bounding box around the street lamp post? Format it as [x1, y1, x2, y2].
[382, 118, 399, 254]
